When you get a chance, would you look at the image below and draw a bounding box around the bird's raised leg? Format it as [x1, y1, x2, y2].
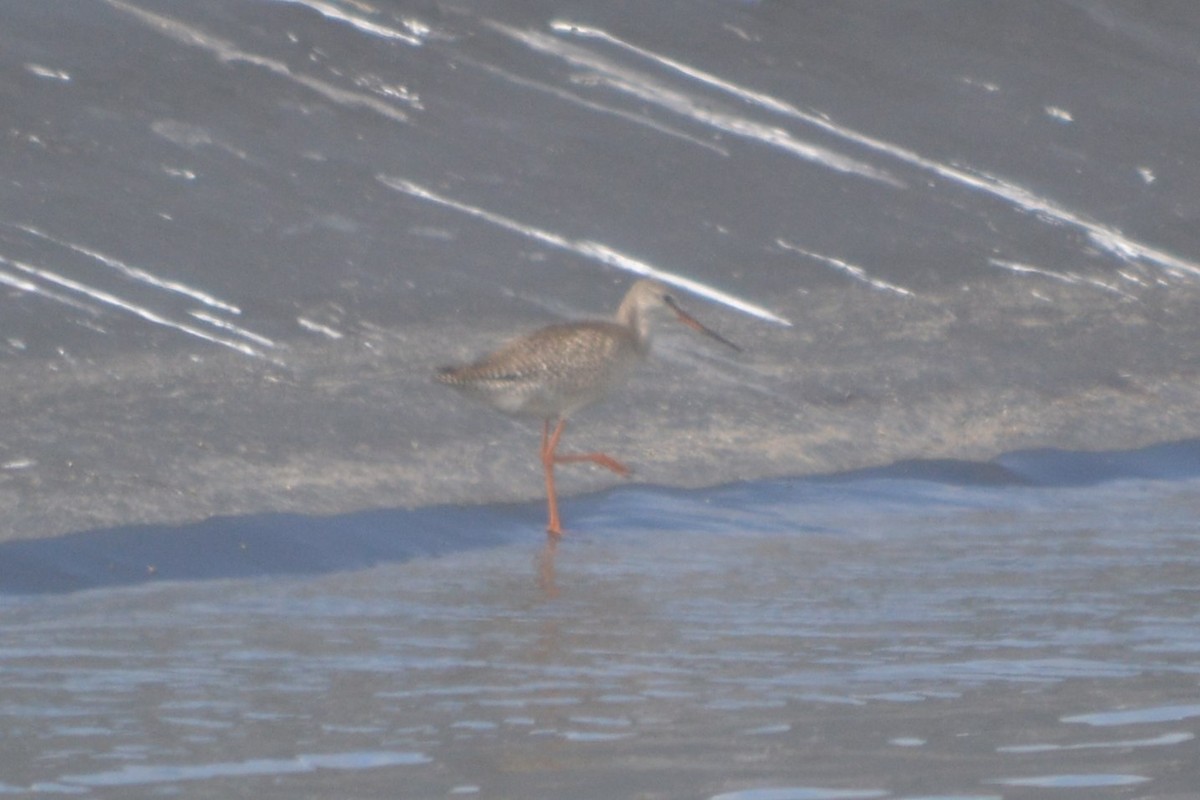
[546, 418, 632, 477]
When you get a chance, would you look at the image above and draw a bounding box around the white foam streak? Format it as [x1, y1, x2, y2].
[16, 225, 241, 314]
[0, 262, 99, 313]
[296, 316, 345, 339]
[487, 21, 900, 188]
[552, 20, 1200, 279]
[107, 0, 410, 124]
[272, 0, 424, 44]
[188, 311, 278, 347]
[379, 176, 790, 326]
[459, 56, 729, 156]
[5, 257, 273, 360]
[551, 20, 813, 117]
[988, 259, 1137, 299]
[25, 63, 72, 81]
[777, 240, 914, 297]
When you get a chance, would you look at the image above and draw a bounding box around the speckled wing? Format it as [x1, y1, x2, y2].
[435, 321, 644, 419]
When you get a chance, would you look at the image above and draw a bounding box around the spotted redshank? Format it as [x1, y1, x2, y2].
[435, 279, 740, 536]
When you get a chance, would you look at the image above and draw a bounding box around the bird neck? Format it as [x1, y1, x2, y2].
[615, 294, 652, 349]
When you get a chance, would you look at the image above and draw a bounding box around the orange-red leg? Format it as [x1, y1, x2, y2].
[541, 419, 564, 536]
[539, 418, 631, 536]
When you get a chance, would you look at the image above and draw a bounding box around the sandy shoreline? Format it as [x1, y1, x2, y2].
[5, 278, 1200, 542]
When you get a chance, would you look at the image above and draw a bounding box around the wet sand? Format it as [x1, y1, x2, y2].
[5, 278, 1200, 542]
[4, 2, 1200, 541]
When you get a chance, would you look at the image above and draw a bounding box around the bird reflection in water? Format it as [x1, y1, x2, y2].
[536, 535, 560, 599]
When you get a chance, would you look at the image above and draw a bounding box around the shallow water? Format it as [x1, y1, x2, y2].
[2, 451, 1198, 798]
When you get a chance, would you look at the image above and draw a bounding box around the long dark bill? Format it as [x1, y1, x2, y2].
[664, 296, 743, 353]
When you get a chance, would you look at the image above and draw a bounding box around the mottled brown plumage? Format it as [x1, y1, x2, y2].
[435, 279, 739, 535]
[436, 321, 642, 419]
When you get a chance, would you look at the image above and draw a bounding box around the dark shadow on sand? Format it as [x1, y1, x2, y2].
[820, 438, 1200, 488]
[0, 504, 536, 596]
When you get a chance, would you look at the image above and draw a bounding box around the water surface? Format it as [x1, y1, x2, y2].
[2, 448, 1197, 798]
